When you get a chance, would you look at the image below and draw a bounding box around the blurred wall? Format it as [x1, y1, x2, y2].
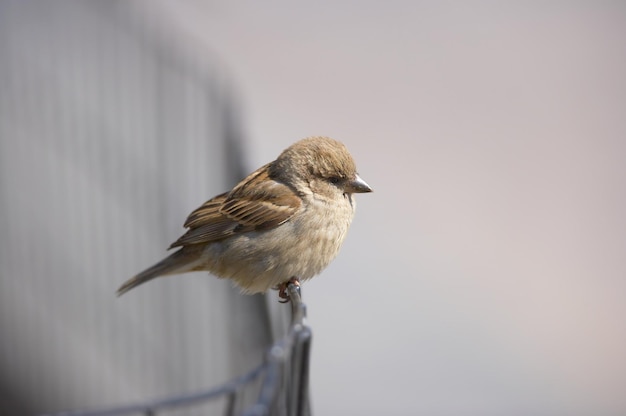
[0, 1, 271, 414]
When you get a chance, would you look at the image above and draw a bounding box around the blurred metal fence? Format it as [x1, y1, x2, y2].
[45, 283, 312, 416]
[0, 1, 277, 414]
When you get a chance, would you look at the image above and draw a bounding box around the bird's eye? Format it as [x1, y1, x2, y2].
[329, 176, 341, 184]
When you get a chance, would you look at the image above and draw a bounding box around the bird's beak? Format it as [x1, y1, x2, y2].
[346, 174, 373, 193]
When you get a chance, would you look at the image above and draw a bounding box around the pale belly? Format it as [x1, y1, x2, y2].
[199, 196, 355, 293]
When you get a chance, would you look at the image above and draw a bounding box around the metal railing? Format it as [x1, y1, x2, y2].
[45, 283, 312, 416]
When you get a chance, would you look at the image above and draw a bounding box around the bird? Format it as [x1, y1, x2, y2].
[116, 136, 372, 301]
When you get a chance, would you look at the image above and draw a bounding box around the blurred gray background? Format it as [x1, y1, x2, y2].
[1, 1, 625, 415]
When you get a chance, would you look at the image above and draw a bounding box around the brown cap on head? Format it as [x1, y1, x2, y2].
[271, 137, 371, 193]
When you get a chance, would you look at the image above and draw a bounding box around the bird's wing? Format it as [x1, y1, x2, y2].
[168, 164, 302, 248]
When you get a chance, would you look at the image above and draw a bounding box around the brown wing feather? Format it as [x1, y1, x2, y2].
[183, 192, 228, 228]
[169, 164, 302, 249]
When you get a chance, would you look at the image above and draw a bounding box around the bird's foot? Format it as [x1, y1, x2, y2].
[277, 277, 300, 303]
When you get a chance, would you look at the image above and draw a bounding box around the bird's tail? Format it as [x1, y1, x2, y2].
[116, 247, 203, 296]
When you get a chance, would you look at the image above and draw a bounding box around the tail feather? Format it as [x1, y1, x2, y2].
[117, 248, 202, 296]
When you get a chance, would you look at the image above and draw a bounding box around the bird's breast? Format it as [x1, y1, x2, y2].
[199, 195, 355, 294]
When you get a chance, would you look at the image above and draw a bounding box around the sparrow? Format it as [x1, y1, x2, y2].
[116, 136, 372, 301]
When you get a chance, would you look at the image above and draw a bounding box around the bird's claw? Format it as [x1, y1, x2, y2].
[277, 277, 300, 303]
